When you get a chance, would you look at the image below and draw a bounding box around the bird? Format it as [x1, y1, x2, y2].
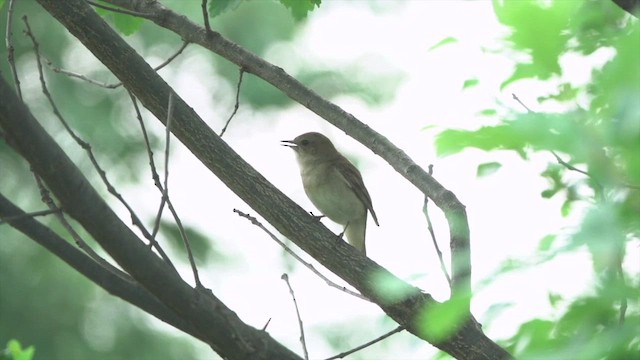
[282, 132, 379, 254]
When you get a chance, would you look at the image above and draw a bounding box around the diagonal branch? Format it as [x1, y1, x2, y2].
[0, 192, 208, 343]
[0, 74, 301, 360]
[102, 0, 472, 309]
[29, 1, 508, 359]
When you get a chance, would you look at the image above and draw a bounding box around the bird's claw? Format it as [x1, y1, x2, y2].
[309, 211, 325, 221]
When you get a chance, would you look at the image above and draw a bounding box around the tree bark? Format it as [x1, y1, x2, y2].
[3, 0, 517, 358]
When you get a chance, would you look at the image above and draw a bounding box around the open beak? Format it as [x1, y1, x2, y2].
[281, 140, 298, 149]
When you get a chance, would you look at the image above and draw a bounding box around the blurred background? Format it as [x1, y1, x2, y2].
[1, 0, 638, 359]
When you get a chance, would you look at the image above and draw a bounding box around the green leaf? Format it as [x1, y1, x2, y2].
[112, 14, 144, 36]
[538, 83, 580, 103]
[428, 36, 458, 51]
[370, 270, 415, 303]
[560, 199, 572, 217]
[548, 292, 562, 308]
[477, 108, 497, 117]
[5, 340, 35, 360]
[279, 0, 321, 20]
[571, 204, 627, 272]
[493, 0, 582, 87]
[208, 0, 244, 17]
[462, 78, 479, 90]
[541, 189, 558, 199]
[435, 112, 589, 158]
[538, 235, 556, 252]
[94, 2, 144, 35]
[476, 162, 502, 177]
[417, 296, 470, 342]
[0, 0, 6, 11]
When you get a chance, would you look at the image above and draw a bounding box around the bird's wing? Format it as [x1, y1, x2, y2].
[334, 160, 380, 226]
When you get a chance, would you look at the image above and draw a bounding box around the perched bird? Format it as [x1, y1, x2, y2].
[282, 132, 379, 254]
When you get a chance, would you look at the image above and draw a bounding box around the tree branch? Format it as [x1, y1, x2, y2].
[29, 0, 505, 358]
[611, 0, 640, 17]
[0, 75, 301, 360]
[0, 192, 208, 344]
[102, 0, 472, 310]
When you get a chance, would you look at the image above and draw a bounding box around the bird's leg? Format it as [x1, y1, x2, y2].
[336, 222, 350, 244]
[309, 211, 325, 221]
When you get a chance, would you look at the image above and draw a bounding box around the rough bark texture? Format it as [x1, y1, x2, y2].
[0, 0, 515, 359]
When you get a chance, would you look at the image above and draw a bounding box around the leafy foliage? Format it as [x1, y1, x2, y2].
[0, 340, 35, 360]
[208, 0, 321, 20]
[279, 0, 321, 20]
[437, 0, 640, 357]
[95, 1, 144, 35]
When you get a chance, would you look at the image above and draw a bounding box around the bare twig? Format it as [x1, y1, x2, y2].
[219, 68, 244, 137]
[32, 175, 118, 271]
[45, 41, 189, 89]
[44, 58, 121, 88]
[154, 41, 190, 71]
[511, 93, 533, 113]
[511, 93, 607, 194]
[549, 150, 592, 178]
[201, 0, 212, 33]
[5, 0, 22, 100]
[281, 273, 309, 360]
[159, 92, 203, 287]
[234, 209, 370, 301]
[22, 16, 177, 272]
[261, 318, 272, 331]
[0, 208, 60, 225]
[128, 93, 164, 238]
[86, 0, 152, 18]
[423, 165, 452, 288]
[324, 326, 405, 360]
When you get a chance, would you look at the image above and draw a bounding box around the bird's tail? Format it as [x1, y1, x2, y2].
[345, 216, 367, 255]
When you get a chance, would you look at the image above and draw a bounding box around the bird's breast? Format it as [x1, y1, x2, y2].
[300, 164, 366, 225]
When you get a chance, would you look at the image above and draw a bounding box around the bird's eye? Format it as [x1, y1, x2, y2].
[300, 139, 310, 146]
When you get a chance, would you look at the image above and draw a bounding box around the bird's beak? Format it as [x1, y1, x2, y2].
[281, 140, 298, 149]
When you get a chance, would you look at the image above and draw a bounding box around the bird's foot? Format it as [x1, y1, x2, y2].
[309, 211, 325, 221]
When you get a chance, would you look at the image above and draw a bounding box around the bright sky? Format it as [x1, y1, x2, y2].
[114, 1, 634, 358]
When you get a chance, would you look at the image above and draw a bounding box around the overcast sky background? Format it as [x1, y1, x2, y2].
[110, 1, 637, 358]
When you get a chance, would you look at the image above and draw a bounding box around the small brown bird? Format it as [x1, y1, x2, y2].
[282, 132, 379, 254]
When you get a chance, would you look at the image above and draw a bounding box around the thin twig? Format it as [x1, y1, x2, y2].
[512, 93, 608, 194]
[261, 318, 272, 331]
[219, 68, 244, 137]
[201, 0, 212, 34]
[324, 326, 405, 360]
[5, 0, 22, 100]
[0, 208, 60, 225]
[160, 92, 202, 287]
[281, 273, 309, 360]
[22, 16, 177, 272]
[45, 41, 189, 89]
[154, 41, 190, 71]
[32, 175, 117, 271]
[128, 93, 165, 239]
[511, 93, 532, 113]
[423, 165, 452, 288]
[45, 58, 120, 88]
[86, 0, 153, 18]
[234, 209, 370, 301]
[549, 150, 592, 178]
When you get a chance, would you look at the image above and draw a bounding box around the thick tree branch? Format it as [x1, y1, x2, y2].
[0, 76, 301, 360]
[29, 0, 509, 358]
[611, 0, 640, 17]
[0, 193, 207, 343]
[102, 0, 472, 310]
